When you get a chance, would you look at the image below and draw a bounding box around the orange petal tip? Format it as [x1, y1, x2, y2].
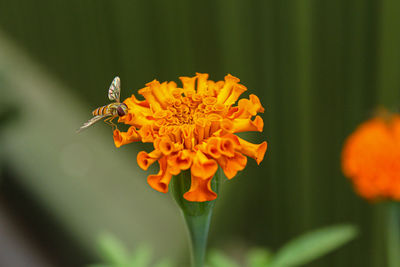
[256, 141, 268, 165]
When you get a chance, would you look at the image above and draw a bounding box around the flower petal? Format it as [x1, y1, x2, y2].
[180, 76, 197, 92]
[231, 115, 264, 133]
[137, 150, 162, 170]
[224, 84, 247, 106]
[183, 174, 217, 202]
[167, 150, 194, 175]
[216, 74, 240, 104]
[113, 127, 141, 148]
[147, 157, 172, 193]
[191, 150, 218, 178]
[196, 73, 209, 94]
[158, 138, 174, 155]
[217, 152, 247, 179]
[237, 137, 267, 165]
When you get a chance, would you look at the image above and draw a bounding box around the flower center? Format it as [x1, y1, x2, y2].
[155, 94, 224, 127]
[150, 92, 229, 148]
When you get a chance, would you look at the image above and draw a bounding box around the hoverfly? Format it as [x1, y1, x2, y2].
[77, 76, 129, 133]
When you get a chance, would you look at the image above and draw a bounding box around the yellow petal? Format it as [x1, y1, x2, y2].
[216, 74, 240, 104]
[179, 76, 197, 91]
[196, 73, 209, 94]
[231, 116, 264, 133]
[224, 84, 247, 106]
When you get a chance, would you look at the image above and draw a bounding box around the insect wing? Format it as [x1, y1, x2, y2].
[108, 76, 121, 102]
[76, 115, 107, 133]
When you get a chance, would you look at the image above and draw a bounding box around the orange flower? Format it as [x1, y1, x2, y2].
[342, 112, 400, 201]
[114, 73, 267, 202]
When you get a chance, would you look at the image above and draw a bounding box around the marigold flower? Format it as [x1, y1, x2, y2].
[113, 73, 267, 202]
[342, 112, 400, 201]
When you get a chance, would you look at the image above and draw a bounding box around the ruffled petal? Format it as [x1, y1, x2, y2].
[217, 152, 247, 179]
[158, 137, 174, 155]
[137, 150, 162, 170]
[237, 137, 268, 165]
[205, 137, 221, 158]
[113, 127, 141, 148]
[147, 157, 172, 193]
[183, 174, 217, 202]
[138, 124, 155, 142]
[167, 150, 194, 175]
[195, 73, 208, 95]
[138, 85, 162, 112]
[146, 80, 174, 108]
[216, 74, 240, 104]
[231, 115, 264, 133]
[179, 76, 197, 92]
[191, 150, 218, 178]
[224, 84, 247, 106]
[218, 136, 237, 157]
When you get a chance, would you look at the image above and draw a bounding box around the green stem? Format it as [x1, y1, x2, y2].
[183, 210, 213, 267]
[170, 169, 221, 267]
[387, 202, 400, 267]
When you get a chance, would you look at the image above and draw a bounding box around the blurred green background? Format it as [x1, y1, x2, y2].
[0, 0, 399, 266]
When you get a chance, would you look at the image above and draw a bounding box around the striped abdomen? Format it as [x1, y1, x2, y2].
[92, 104, 111, 116]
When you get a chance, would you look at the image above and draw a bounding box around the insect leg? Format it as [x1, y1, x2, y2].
[104, 116, 117, 130]
[109, 116, 118, 130]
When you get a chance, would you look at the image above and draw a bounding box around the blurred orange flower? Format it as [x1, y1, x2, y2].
[342, 112, 400, 201]
[113, 73, 267, 202]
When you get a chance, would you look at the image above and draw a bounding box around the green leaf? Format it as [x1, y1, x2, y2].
[246, 247, 272, 267]
[152, 258, 175, 267]
[128, 244, 152, 267]
[207, 249, 240, 267]
[97, 233, 129, 265]
[270, 224, 358, 267]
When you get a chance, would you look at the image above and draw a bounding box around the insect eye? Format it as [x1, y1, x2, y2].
[117, 106, 126, 116]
